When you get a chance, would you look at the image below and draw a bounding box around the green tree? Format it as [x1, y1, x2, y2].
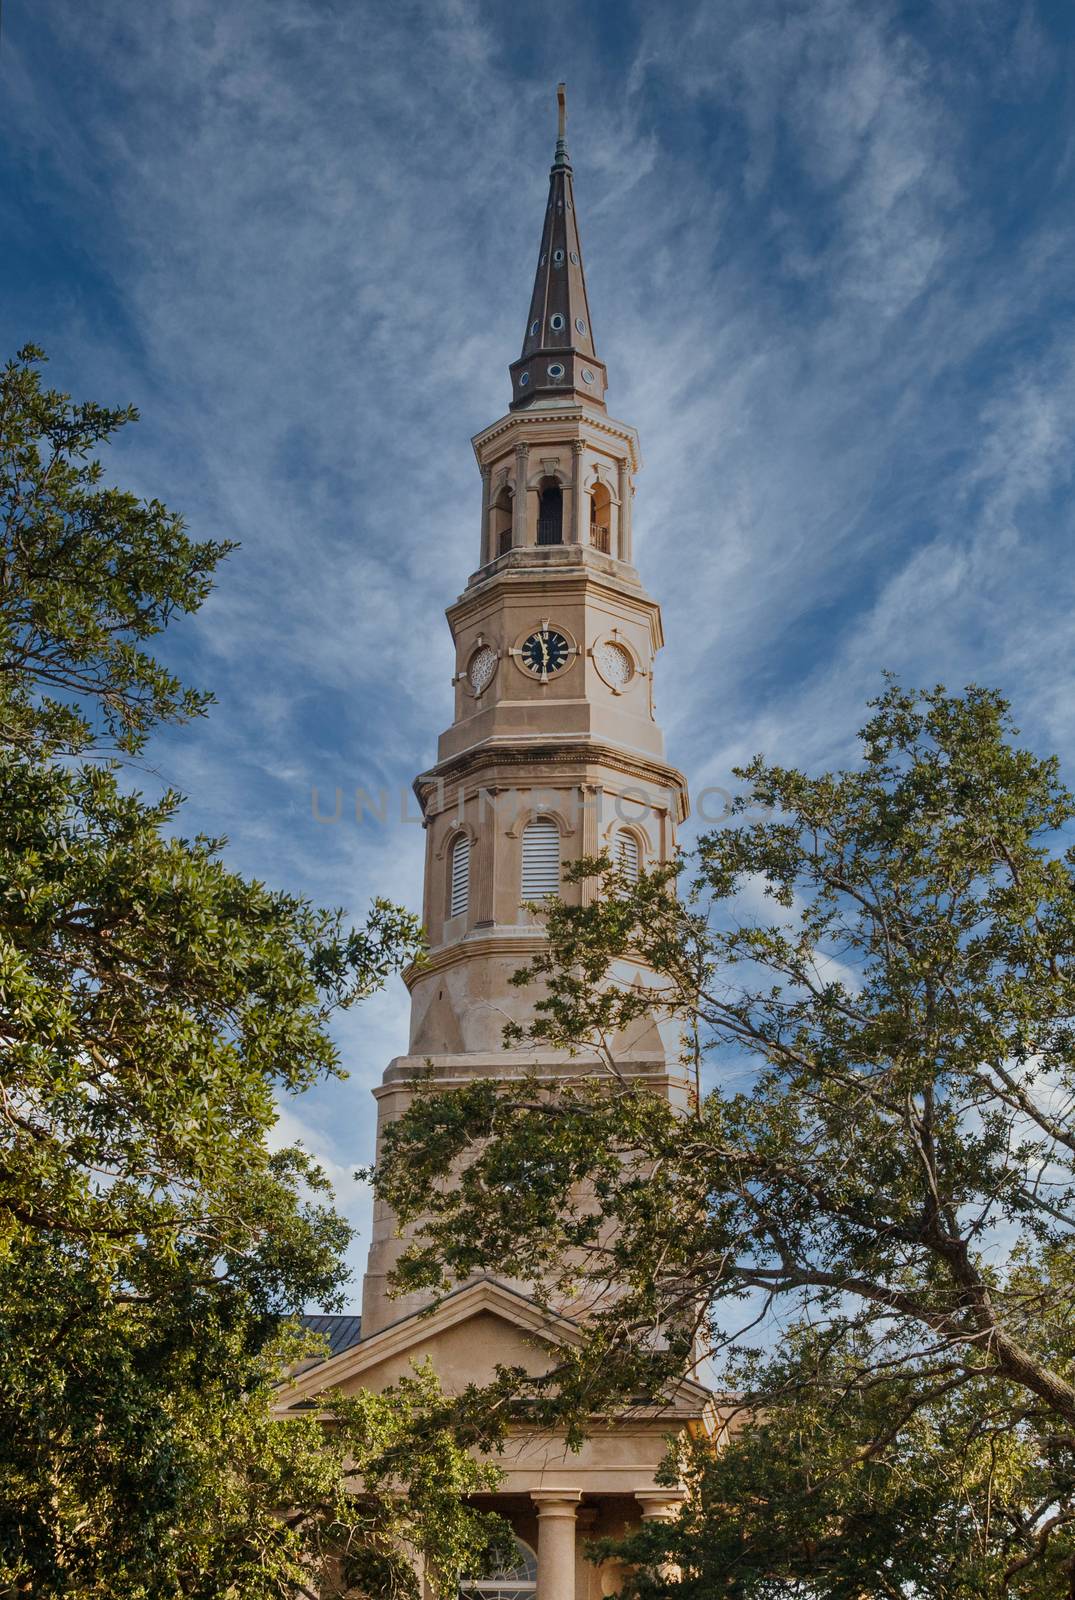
[596, 1325, 1075, 1599]
[0, 346, 505, 1597]
[375, 681, 1075, 1595]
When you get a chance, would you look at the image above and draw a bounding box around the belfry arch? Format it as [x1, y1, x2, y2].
[491, 483, 513, 559]
[536, 477, 563, 545]
[589, 478, 612, 553]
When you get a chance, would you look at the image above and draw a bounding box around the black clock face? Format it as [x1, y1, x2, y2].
[520, 629, 570, 678]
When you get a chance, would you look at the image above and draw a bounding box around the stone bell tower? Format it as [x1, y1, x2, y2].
[360, 81, 691, 1335]
[282, 87, 710, 1599]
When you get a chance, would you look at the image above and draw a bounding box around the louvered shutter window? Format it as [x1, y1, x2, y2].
[617, 830, 640, 884]
[521, 817, 561, 899]
[449, 834, 470, 918]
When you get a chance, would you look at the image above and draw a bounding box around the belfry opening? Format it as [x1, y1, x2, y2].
[537, 479, 563, 545]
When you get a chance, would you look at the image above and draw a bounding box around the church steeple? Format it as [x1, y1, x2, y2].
[508, 84, 609, 412]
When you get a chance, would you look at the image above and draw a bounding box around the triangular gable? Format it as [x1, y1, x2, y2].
[276, 1278, 711, 1419]
[278, 1279, 574, 1410]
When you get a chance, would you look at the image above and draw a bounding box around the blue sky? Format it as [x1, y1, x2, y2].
[4, 0, 1075, 1293]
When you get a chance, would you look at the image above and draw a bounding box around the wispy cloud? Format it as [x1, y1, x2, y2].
[3, 0, 1073, 1295]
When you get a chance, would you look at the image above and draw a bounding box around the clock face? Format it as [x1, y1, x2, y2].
[520, 629, 570, 679]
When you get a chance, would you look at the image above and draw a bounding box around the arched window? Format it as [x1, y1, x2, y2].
[537, 479, 563, 546]
[521, 817, 561, 899]
[616, 829, 641, 885]
[449, 834, 470, 919]
[590, 481, 612, 554]
[492, 487, 513, 559]
[460, 1537, 537, 1599]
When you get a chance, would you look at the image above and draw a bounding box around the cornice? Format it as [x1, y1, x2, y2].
[403, 936, 672, 990]
[449, 560, 665, 650]
[414, 737, 691, 823]
[471, 405, 642, 473]
[376, 1048, 680, 1086]
[402, 932, 545, 986]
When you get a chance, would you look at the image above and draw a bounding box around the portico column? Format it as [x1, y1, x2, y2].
[617, 458, 632, 563]
[513, 444, 529, 547]
[635, 1490, 685, 1522]
[532, 1490, 582, 1600]
[571, 440, 586, 544]
[574, 1506, 597, 1600]
[634, 1491, 685, 1582]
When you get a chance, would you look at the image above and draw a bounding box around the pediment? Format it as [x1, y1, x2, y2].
[278, 1280, 572, 1411]
[276, 1279, 710, 1421]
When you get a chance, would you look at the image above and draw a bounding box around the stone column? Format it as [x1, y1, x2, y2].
[480, 463, 492, 563]
[574, 1506, 597, 1600]
[513, 444, 529, 548]
[532, 1490, 582, 1600]
[634, 1491, 685, 1583]
[634, 1491, 685, 1522]
[571, 440, 586, 545]
[617, 458, 632, 563]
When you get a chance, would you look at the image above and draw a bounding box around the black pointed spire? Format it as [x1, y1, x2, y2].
[508, 84, 608, 412]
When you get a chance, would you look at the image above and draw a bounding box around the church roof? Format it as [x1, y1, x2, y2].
[296, 1312, 362, 1370]
[508, 84, 609, 414]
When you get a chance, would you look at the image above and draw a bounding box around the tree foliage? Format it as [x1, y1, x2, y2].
[0, 346, 502, 1597]
[375, 681, 1075, 1595]
[0, 345, 229, 756]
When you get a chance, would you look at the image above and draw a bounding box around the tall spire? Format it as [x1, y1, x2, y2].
[508, 84, 609, 412]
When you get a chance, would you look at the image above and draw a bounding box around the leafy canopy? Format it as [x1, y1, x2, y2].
[0, 344, 230, 755]
[0, 346, 503, 1598]
[375, 681, 1075, 1596]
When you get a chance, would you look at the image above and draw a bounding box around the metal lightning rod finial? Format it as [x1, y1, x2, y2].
[553, 82, 570, 168]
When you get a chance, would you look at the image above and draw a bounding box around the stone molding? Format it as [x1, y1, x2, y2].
[401, 936, 669, 988]
[472, 404, 642, 474]
[432, 817, 478, 859]
[503, 804, 578, 839]
[456, 547, 656, 616]
[376, 1047, 681, 1084]
[413, 740, 690, 824]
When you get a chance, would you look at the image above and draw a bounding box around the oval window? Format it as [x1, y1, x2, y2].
[548, 363, 566, 379]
